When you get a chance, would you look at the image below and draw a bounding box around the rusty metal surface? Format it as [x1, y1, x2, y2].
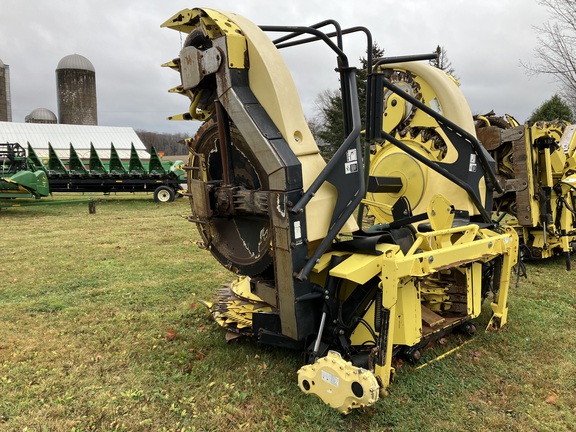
[188, 121, 273, 276]
[476, 126, 503, 151]
[513, 137, 534, 226]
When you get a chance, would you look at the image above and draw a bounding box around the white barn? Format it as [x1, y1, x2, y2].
[0, 121, 150, 160]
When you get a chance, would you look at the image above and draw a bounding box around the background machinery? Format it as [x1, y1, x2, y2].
[476, 113, 576, 268]
[1, 142, 185, 203]
[0, 142, 49, 199]
[162, 8, 518, 413]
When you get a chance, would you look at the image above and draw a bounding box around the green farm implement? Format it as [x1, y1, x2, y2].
[1, 142, 49, 199]
[1, 142, 186, 203]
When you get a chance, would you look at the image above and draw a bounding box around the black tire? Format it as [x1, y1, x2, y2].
[154, 186, 175, 203]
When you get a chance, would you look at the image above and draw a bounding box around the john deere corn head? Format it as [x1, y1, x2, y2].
[476, 113, 576, 268]
[3, 142, 185, 203]
[162, 8, 518, 413]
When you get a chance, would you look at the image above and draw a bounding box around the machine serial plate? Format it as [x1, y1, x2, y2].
[321, 370, 340, 387]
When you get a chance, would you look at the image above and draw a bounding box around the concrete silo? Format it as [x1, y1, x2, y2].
[56, 54, 97, 125]
[0, 58, 12, 122]
[25, 108, 58, 124]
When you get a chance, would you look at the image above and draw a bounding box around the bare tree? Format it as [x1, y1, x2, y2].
[523, 0, 576, 108]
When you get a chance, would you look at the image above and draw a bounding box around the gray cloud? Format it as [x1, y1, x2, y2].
[0, 0, 558, 136]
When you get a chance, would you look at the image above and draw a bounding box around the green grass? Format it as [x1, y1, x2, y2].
[1, 194, 575, 431]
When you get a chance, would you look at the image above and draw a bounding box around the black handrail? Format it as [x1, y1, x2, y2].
[260, 25, 349, 65]
[269, 20, 345, 50]
[260, 24, 368, 280]
[373, 52, 438, 67]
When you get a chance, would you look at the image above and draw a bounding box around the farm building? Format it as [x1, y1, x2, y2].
[0, 121, 149, 159]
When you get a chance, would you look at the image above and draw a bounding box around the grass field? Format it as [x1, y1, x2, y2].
[1, 194, 575, 431]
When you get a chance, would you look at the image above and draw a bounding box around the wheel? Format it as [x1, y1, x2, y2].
[154, 185, 175, 203]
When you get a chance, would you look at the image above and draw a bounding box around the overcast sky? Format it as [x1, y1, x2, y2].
[0, 0, 559, 136]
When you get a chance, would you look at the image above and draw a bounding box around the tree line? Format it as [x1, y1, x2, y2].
[135, 130, 189, 156]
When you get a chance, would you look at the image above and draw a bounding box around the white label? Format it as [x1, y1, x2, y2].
[559, 124, 576, 153]
[345, 162, 358, 174]
[469, 154, 477, 172]
[294, 221, 301, 240]
[345, 149, 359, 174]
[321, 370, 340, 387]
[346, 149, 357, 162]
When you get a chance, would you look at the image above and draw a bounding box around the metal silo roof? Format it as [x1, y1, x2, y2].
[26, 108, 57, 122]
[56, 54, 95, 72]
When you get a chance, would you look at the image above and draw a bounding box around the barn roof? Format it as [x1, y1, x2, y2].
[0, 121, 149, 159]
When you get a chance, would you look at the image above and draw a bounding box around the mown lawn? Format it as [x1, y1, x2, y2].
[0, 194, 574, 431]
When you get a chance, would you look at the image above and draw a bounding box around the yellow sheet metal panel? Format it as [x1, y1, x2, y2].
[161, 8, 199, 33]
[550, 148, 566, 175]
[393, 278, 422, 346]
[350, 301, 376, 346]
[214, 10, 358, 239]
[383, 62, 476, 138]
[368, 149, 428, 220]
[329, 253, 384, 286]
[217, 11, 316, 155]
[466, 263, 482, 317]
[311, 251, 351, 274]
[297, 153, 359, 240]
[200, 10, 247, 69]
[427, 194, 455, 231]
[161, 8, 247, 69]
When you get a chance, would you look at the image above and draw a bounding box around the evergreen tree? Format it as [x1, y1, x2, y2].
[529, 94, 574, 122]
[312, 43, 385, 159]
[429, 45, 457, 78]
[314, 89, 345, 158]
